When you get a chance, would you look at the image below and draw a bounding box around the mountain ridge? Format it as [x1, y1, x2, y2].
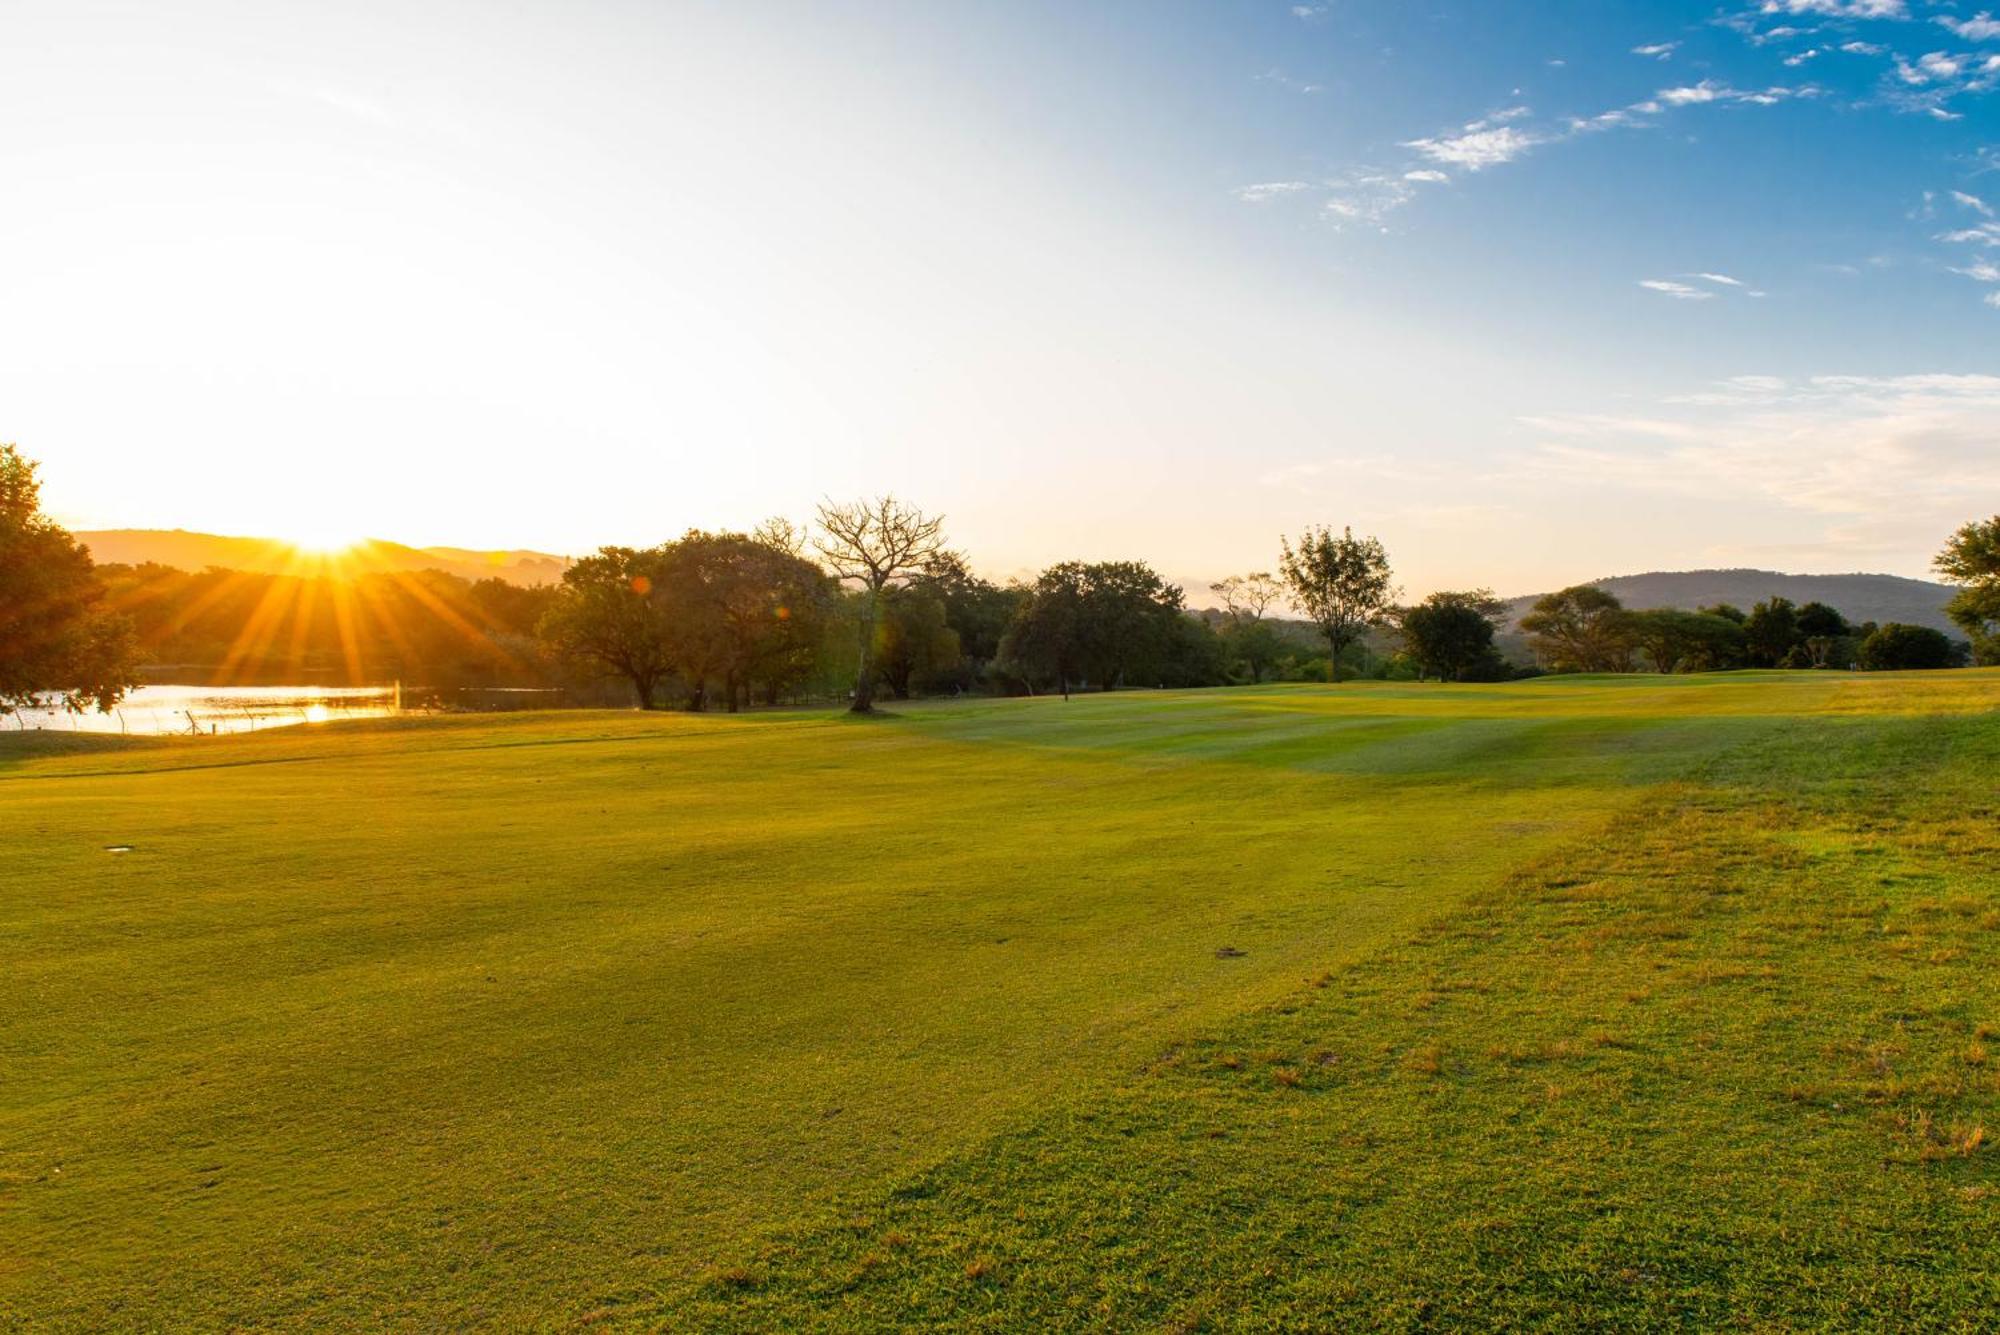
[1498, 567, 1958, 634]
[76, 529, 571, 588]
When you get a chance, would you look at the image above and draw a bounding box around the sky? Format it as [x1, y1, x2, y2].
[3, 0, 1998, 596]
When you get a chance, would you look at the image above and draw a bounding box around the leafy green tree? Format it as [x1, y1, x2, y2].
[875, 587, 960, 699]
[1857, 622, 1957, 671]
[918, 551, 1022, 688]
[0, 445, 138, 715]
[998, 560, 1189, 697]
[1398, 589, 1504, 681]
[536, 546, 678, 708]
[1936, 515, 2000, 665]
[1520, 585, 1631, 672]
[813, 497, 946, 713]
[1794, 601, 1853, 669]
[1742, 597, 1801, 668]
[1210, 571, 1286, 683]
[655, 531, 834, 711]
[1219, 616, 1284, 684]
[1277, 526, 1396, 683]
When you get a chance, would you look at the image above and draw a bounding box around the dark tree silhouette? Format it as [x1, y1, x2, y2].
[813, 496, 945, 713]
[0, 445, 138, 716]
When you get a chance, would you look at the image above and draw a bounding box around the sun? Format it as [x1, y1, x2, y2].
[285, 524, 367, 557]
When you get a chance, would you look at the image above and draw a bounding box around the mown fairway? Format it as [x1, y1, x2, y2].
[4, 673, 1997, 1330]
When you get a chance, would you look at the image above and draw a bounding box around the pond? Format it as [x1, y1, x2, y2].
[9, 685, 401, 736]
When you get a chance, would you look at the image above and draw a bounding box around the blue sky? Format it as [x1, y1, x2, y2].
[4, 0, 1997, 593]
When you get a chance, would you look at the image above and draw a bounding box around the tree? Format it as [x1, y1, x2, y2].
[654, 531, 834, 711]
[0, 444, 138, 715]
[917, 551, 1022, 689]
[1936, 515, 2000, 665]
[1277, 526, 1396, 683]
[1624, 608, 1741, 674]
[536, 546, 678, 708]
[1519, 585, 1631, 672]
[1211, 571, 1287, 683]
[814, 496, 945, 713]
[1794, 601, 1853, 669]
[875, 587, 960, 699]
[1858, 623, 1957, 671]
[1742, 597, 1801, 668]
[997, 560, 1189, 697]
[1209, 572, 1284, 623]
[1398, 589, 1504, 681]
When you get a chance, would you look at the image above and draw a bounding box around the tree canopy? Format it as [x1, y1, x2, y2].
[0, 444, 138, 715]
[814, 496, 946, 713]
[1277, 526, 1396, 682]
[1398, 590, 1505, 682]
[1520, 585, 1631, 673]
[1936, 515, 2000, 665]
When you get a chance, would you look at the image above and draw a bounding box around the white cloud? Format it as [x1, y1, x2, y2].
[1320, 172, 1421, 228]
[1290, 4, 1327, 18]
[1234, 181, 1311, 203]
[1953, 258, 2000, 281]
[1897, 51, 1965, 83]
[1516, 372, 2000, 562]
[1403, 169, 1450, 183]
[1659, 81, 1732, 105]
[1632, 42, 1680, 59]
[1841, 40, 1888, 54]
[1939, 12, 2000, 40]
[1639, 279, 1715, 299]
[1403, 124, 1541, 170]
[1758, 0, 1907, 16]
[1694, 271, 1747, 286]
[1987, 290, 2000, 307]
[1940, 221, 2000, 245]
[1953, 190, 1996, 216]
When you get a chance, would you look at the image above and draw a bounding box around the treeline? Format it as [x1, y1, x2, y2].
[8, 431, 1999, 721]
[97, 562, 557, 684]
[1515, 585, 1969, 675]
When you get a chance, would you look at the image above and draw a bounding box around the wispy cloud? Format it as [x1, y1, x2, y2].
[1757, 0, 1907, 18]
[1403, 123, 1541, 170]
[1632, 41, 1681, 59]
[1639, 279, 1715, 300]
[1234, 180, 1311, 203]
[1938, 12, 2000, 41]
[1257, 69, 1323, 94]
[1516, 372, 2000, 562]
[1695, 271, 1746, 286]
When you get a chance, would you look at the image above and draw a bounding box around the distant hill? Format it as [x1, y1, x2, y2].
[76, 530, 570, 588]
[1500, 569, 1958, 634]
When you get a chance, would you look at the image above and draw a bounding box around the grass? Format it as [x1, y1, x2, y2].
[2, 671, 1996, 1330]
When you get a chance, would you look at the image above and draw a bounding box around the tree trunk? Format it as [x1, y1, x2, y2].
[1326, 630, 1343, 683]
[633, 674, 657, 710]
[686, 680, 706, 712]
[725, 671, 741, 713]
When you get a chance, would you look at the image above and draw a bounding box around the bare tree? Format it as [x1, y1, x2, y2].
[814, 496, 946, 713]
[753, 516, 810, 558]
[1209, 571, 1284, 623]
[1277, 526, 1397, 682]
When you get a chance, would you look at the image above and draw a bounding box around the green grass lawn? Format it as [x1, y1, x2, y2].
[3, 673, 1996, 1330]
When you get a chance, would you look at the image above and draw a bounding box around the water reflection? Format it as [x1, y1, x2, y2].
[11, 685, 398, 736]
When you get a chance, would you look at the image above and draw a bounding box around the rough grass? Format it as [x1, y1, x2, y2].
[2, 671, 1996, 1330]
